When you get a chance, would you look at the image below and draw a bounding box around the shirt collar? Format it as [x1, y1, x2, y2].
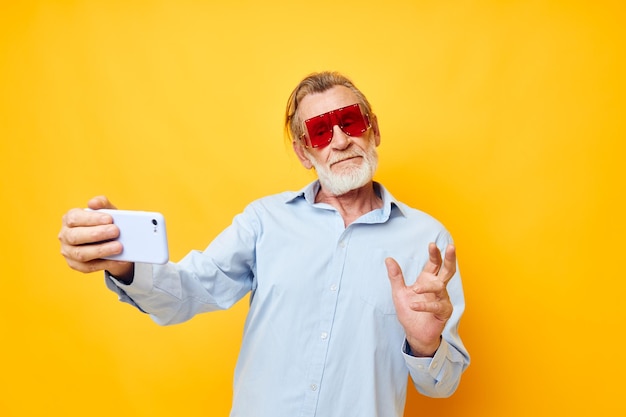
[285, 180, 407, 220]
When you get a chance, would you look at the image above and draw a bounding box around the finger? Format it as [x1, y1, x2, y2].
[385, 257, 407, 293]
[438, 244, 457, 284]
[87, 195, 117, 210]
[63, 208, 114, 229]
[61, 238, 123, 265]
[65, 257, 108, 274]
[422, 242, 442, 274]
[60, 222, 120, 247]
[409, 300, 453, 320]
[412, 278, 446, 295]
[66, 256, 125, 275]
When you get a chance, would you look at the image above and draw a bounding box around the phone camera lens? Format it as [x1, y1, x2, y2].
[152, 219, 158, 226]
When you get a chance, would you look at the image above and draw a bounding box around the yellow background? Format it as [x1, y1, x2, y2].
[1, 1, 624, 416]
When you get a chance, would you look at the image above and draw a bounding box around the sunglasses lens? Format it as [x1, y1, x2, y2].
[303, 104, 369, 148]
[304, 116, 333, 148]
[338, 105, 368, 136]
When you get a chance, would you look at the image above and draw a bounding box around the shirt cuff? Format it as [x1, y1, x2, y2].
[402, 338, 449, 379]
[107, 262, 154, 294]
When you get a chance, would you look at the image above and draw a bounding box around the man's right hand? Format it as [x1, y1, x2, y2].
[58, 196, 134, 283]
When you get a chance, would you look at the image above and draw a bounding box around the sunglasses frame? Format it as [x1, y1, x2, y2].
[300, 103, 371, 149]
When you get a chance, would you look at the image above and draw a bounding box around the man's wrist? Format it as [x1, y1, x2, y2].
[106, 262, 135, 285]
[406, 336, 441, 357]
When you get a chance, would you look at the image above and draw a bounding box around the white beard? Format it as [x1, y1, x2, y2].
[304, 139, 379, 196]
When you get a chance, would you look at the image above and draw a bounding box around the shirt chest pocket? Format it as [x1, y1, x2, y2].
[353, 250, 422, 316]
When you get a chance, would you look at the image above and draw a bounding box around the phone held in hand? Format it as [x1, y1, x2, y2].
[92, 209, 170, 264]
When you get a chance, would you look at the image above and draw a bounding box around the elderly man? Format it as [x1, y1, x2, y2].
[59, 71, 469, 417]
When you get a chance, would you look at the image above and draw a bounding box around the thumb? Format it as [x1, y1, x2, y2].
[87, 195, 117, 210]
[385, 257, 406, 292]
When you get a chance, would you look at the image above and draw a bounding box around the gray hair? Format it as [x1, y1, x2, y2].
[284, 71, 373, 142]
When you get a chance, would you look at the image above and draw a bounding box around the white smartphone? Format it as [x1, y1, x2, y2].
[92, 209, 170, 264]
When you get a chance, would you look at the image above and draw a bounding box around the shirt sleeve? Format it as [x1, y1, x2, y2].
[401, 248, 471, 397]
[402, 336, 469, 398]
[104, 206, 259, 326]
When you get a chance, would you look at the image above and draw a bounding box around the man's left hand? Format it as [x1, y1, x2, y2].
[385, 243, 456, 357]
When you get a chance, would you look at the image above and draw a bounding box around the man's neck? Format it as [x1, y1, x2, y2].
[315, 182, 383, 227]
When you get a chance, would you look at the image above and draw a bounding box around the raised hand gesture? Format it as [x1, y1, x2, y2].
[385, 243, 457, 357]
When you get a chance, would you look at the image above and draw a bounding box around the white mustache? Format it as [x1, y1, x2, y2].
[329, 151, 365, 165]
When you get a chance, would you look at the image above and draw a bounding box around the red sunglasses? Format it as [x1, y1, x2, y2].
[301, 103, 371, 149]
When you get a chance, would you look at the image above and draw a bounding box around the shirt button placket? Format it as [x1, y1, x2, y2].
[302, 230, 349, 415]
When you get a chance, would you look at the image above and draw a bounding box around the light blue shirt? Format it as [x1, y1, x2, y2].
[107, 181, 470, 417]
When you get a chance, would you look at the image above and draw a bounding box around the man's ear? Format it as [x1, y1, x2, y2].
[292, 140, 314, 169]
[370, 114, 381, 147]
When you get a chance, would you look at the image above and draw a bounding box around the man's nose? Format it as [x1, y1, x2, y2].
[330, 125, 351, 150]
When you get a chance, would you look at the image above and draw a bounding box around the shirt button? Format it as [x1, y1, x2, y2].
[310, 384, 318, 391]
[433, 361, 439, 368]
[321, 332, 328, 340]
[330, 284, 337, 291]
[339, 241, 346, 248]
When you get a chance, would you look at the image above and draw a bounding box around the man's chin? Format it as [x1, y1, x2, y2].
[319, 174, 372, 196]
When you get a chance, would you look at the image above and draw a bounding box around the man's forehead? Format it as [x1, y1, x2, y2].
[299, 86, 359, 119]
